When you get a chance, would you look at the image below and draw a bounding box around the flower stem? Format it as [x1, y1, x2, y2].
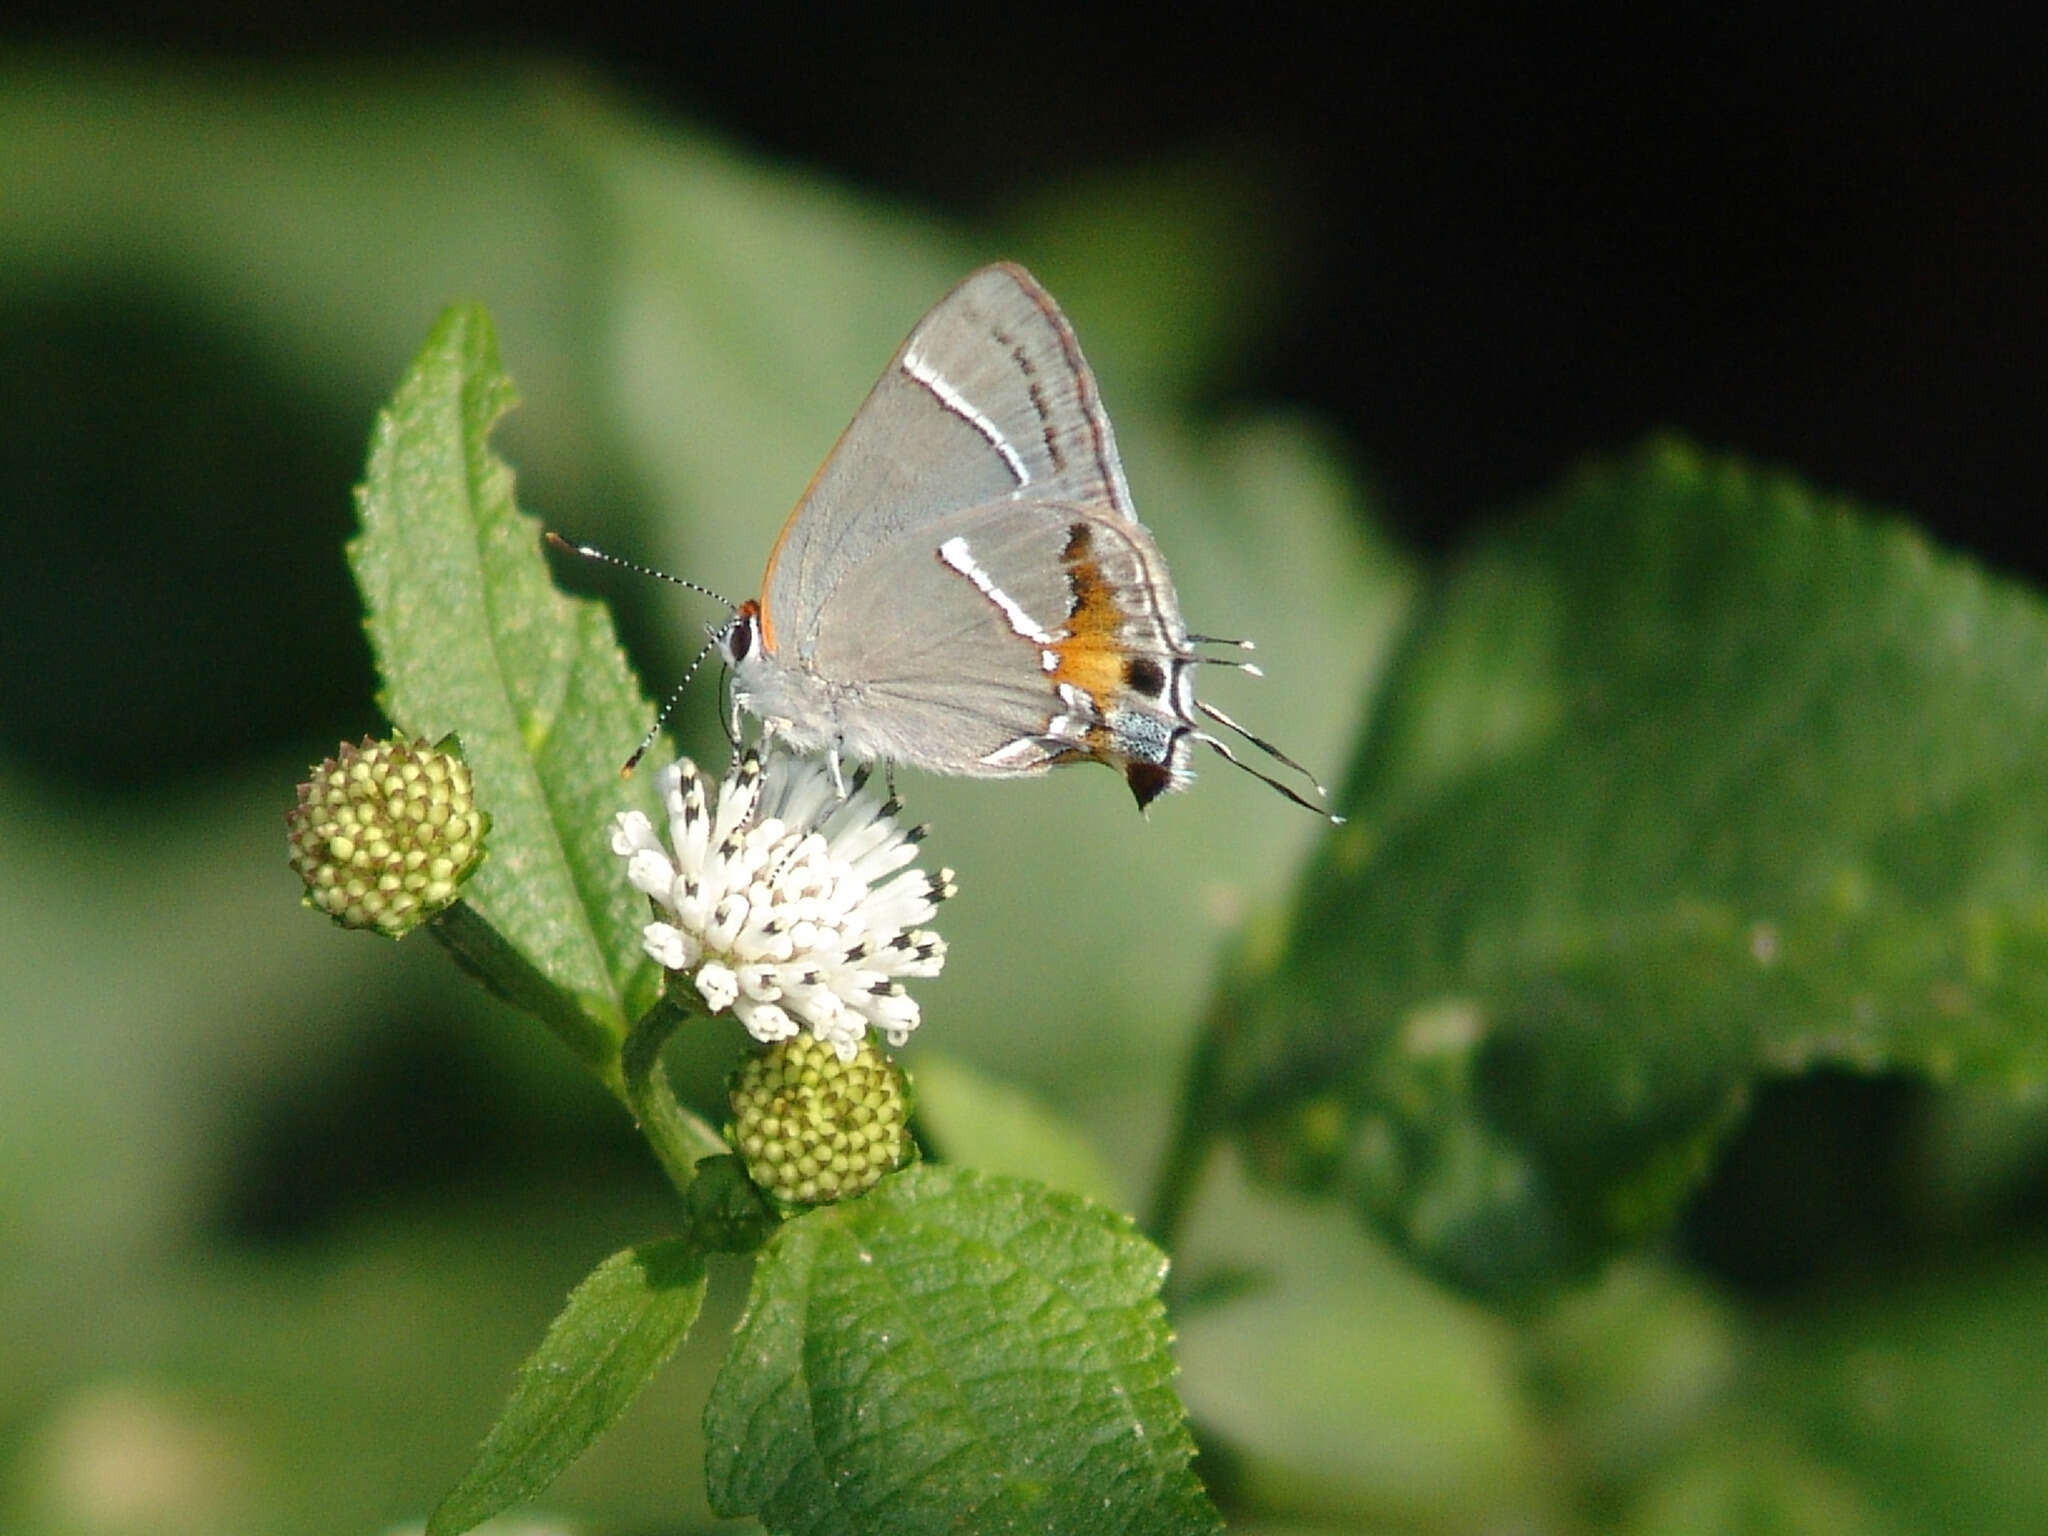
[621, 990, 729, 1196]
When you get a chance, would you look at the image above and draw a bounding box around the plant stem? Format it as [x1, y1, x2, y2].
[430, 901, 620, 1086]
[621, 991, 729, 1195]
[1144, 997, 1228, 1254]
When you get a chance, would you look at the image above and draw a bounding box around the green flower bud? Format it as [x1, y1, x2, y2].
[729, 1033, 912, 1207]
[288, 734, 487, 937]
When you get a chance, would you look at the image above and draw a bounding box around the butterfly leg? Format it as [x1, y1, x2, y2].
[724, 683, 746, 749]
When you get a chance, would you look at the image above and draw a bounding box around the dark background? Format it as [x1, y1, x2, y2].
[14, 7, 2042, 569]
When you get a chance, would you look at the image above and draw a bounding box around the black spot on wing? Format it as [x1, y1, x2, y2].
[1124, 656, 1167, 698]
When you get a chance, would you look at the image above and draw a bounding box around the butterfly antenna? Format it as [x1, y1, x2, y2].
[544, 531, 734, 610]
[622, 630, 723, 776]
[544, 533, 737, 777]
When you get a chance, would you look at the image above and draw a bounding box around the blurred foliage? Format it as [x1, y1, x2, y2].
[1222, 442, 2048, 1295]
[2, 49, 2044, 1536]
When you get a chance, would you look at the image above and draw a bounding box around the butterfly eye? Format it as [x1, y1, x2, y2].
[724, 614, 754, 663]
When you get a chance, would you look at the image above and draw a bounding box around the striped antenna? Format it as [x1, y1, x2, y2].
[544, 531, 733, 609]
[623, 631, 724, 775]
[545, 531, 734, 776]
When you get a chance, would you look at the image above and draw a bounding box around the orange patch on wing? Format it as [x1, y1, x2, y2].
[1047, 524, 1129, 701]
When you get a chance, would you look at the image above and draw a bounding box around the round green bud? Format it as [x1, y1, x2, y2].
[288, 734, 487, 937]
[729, 1034, 912, 1207]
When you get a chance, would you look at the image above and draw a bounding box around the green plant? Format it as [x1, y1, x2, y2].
[308, 297, 2048, 1536]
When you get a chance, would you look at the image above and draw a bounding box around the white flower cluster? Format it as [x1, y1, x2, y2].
[612, 750, 952, 1060]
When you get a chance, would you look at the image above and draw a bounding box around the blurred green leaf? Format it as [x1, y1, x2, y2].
[351, 304, 665, 1078]
[0, 1179, 729, 1536]
[1617, 1430, 1906, 1536]
[1221, 440, 2048, 1295]
[427, 1237, 708, 1536]
[1756, 1247, 2048, 1535]
[1172, 1153, 1543, 1530]
[992, 144, 1309, 407]
[1519, 1260, 1736, 1488]
[705, 1164, 1221, 1535]
[912, 1051, 1128, 1208]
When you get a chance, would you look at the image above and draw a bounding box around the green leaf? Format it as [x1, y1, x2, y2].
[679, 1153, 780, 1254]
[1753, 1247, 2048, 1535]
[1617, 1430, 1906, 1536]
[704, 1164, 1221, 1535]
[350, 305, 665, 1077]
[1575, 1245, 2048, 1535]
[426, 1237, 708, 1536]
[1221, 440, 2048, 1296]
[1172, 1153, 1545, 1529]
[911, 1051, 1128, 1208]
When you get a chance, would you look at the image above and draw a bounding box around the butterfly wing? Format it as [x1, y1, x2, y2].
[803, 499, 1192, 781]
[761, 263, 1137, 661]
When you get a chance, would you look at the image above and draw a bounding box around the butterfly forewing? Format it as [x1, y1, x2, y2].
[764, 263, 1136, 661]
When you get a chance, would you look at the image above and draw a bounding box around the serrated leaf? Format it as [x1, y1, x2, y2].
[350, 306, 665, 1073]
[1223, 440, 2048, 1295]
[704, 1165, 1221, 1536]
[426, 1237, 707, 1536]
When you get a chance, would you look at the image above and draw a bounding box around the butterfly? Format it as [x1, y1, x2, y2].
[561, 263, 1333, 817]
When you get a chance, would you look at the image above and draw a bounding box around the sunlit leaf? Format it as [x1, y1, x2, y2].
[706, 1165, 1220, 1535]
[351, 305, 664, 1074]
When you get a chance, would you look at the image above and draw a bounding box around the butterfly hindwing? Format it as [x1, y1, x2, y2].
[802, 499, 1189, 777]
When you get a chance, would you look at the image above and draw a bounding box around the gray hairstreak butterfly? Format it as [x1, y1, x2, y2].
[561, 262, 1335, 819]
